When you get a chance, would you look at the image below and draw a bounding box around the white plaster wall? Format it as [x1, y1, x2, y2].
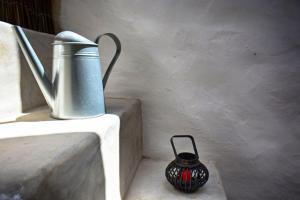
[0, 22, 22, 116]
[0, 22, 53, 117]
[52, 1, 300, 199]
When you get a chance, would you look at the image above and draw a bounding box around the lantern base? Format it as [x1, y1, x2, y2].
[125, 159, 227, 200]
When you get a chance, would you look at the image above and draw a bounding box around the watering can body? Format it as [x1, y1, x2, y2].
[52, 40, 105, 118]
[13, 26, 121, 119]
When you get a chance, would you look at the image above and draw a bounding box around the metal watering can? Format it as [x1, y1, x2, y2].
[13, 26, 121, 119]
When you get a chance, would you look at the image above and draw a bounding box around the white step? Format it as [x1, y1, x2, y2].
[0, 98, 142, 200]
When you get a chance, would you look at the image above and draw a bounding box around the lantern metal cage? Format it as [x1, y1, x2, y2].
[165, 135, 209, 193]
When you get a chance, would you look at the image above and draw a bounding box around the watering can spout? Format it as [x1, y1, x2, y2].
[13, 26, 54, 109]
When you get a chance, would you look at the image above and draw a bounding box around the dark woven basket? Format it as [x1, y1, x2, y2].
[165, 135, 209, 193]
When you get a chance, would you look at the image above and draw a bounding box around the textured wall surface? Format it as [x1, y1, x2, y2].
[52, 1, 300, 199]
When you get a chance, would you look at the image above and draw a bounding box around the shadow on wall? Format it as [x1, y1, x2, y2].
[19, 29, 53, 112]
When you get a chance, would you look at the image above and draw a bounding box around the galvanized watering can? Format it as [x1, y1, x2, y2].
[13, 26, 121, 119]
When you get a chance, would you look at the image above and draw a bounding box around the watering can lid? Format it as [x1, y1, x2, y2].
[53, 31, 97, 45]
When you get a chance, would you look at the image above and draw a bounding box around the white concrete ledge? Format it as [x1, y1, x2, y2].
[0, 112, 121, 200]
[0, 96, 144, 199]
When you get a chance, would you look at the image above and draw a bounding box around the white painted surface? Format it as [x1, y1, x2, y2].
[0, 21, 54, 114]
[0, 113, 121, 200]
[52, 1, 300, 199]
[0, 22, 22, 115]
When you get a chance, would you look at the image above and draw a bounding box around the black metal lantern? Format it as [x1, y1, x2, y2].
[165, 135, 209, 193]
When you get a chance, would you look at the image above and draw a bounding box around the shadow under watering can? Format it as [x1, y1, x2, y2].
[13, 26, 121, 119]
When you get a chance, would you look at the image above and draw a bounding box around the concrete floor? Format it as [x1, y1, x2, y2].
[0, 133, 104, 200]
[125, 159, 226, 200]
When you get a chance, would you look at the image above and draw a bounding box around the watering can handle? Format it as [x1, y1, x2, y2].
[170, 135, 199, 159]
[95, 33, 121, 89]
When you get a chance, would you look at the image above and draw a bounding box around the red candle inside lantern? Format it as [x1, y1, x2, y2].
[179, 169, 191, 182]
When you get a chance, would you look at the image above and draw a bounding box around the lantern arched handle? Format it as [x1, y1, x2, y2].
[170, 135, 199, 159]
